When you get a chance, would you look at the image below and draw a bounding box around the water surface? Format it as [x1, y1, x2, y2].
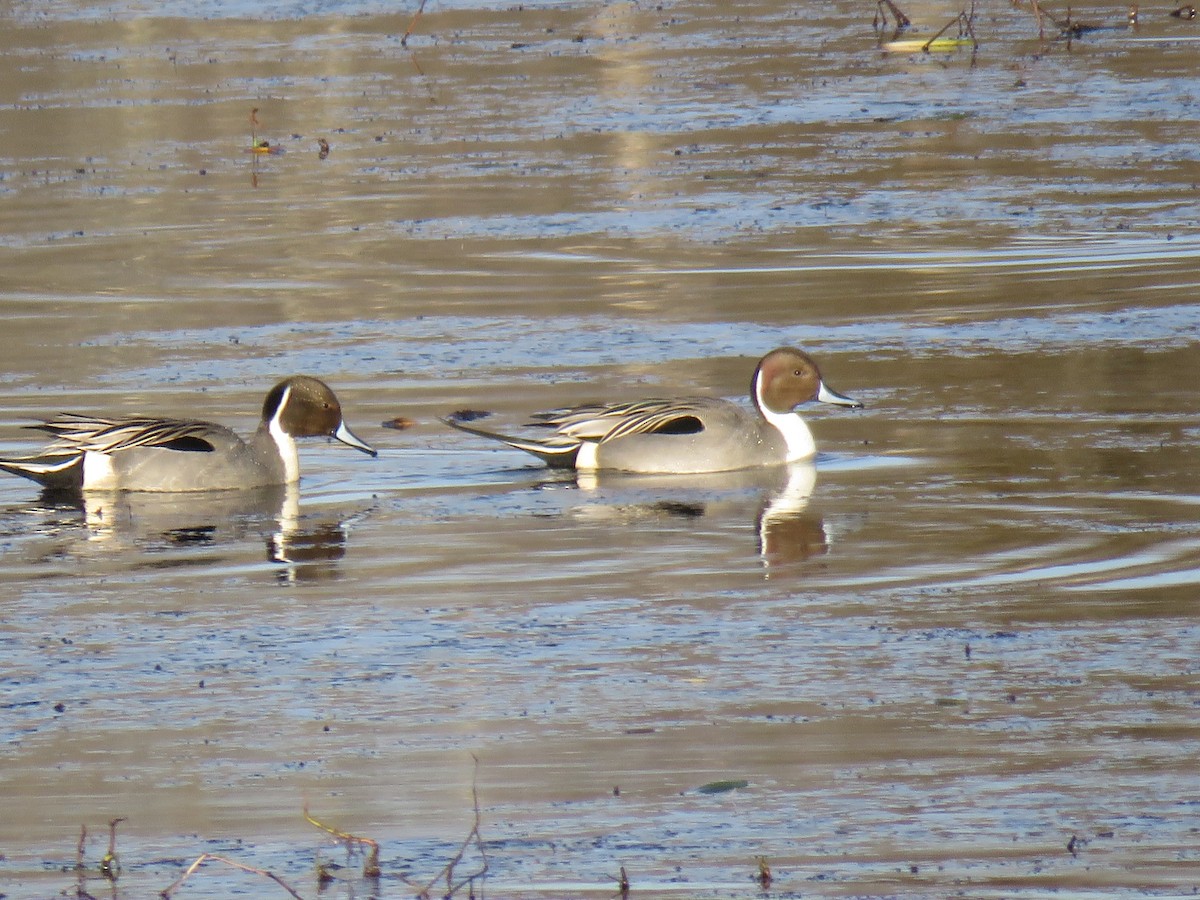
[1, 1, 1198, 897]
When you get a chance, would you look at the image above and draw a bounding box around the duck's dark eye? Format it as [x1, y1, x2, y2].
[793, 368, 805, 377]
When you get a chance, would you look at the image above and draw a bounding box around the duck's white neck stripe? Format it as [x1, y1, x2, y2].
[268, 384, 301, 483]
[755, 371, 817, 462]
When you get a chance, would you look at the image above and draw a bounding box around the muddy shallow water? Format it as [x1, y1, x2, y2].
[2, 0, 1199, 897]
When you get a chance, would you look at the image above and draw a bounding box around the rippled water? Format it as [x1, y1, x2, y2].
[2, 0, 1199, 897]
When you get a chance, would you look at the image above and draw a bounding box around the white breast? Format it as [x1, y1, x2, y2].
[81, 451, 118, 490]
[575, 440, 600, 471]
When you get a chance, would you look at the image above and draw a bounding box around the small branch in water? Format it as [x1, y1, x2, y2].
[159, 853, 304, 899]
[1032, 2, 1138, 40]
[153, 758, 487, 898]
[303, 804, 382, 879]
[74, 824, 91, 898]
[874, 0, 912, 31]
[76, 824, 88, 872]
[100, 817, 126, 881]
[304, 756, 487, 897]
[756, 855, 772, 889]
[922, 2, 978, 51]
[413, 754, 489, 899]
[401, 0, 429, 47]
[1029, 0, 1047, 39]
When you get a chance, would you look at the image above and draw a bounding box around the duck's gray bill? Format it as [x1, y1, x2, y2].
[335, 421, 378, 456]
[817, 382, 863, 409]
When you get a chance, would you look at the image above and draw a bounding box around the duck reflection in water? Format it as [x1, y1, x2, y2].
[26, 484, 353, 583]
[571, 462, 828, 569]
[266, 498, 364, 586]
[754, 463, 829, 569]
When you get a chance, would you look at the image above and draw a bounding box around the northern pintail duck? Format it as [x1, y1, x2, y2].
[0, 376, 376, 493]
[443, 347, 861, 474]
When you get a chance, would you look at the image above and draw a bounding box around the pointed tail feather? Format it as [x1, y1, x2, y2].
[0, 453, 85, 491]
[440, 416, 580, 469]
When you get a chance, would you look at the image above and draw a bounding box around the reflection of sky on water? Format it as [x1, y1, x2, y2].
[13, 0, 578, 22]
[80, 290, 1200, 390]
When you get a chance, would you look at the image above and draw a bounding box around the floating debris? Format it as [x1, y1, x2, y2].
[248, 139, 285, 156]
[696, 778, 750, 794]
[246, 107, 285, 155]
[448, 408, 492, 422]
[756, 855, 772, 889]
[882, 35, 976, 51]
[879, 1, 978, 51]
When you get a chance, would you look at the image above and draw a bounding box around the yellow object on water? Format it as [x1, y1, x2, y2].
[883, 36, 975, 52]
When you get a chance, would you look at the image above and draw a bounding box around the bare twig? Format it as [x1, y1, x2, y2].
[415, 754, 489, 899]
[401, 0, 429, 47]
[162, 759, 487, 898]
[756, 855, 772, 889]
[100, 817, 125, 880]
[159, 853, 304, 899]
[303, 805, 381, 879]
[922, 2, 978, 50]
[874, 0, 912, 31]
[1030, 0, 1046, 38]
[74, 824, 95, 898]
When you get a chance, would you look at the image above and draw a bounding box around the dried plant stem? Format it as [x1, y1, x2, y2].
[414, 754, 489, 899]
[100, 817, 126, 880]
[923, 2, 978, 50]
[401, 0, 429, 47]
[76, 824, 88, 870]
[1029, 0, 1046, 37]
[756, 856, 772, 890]
[159, 853, 304, 899]
[74, 824, 91, 898]
[303, 805, 381, 878]
[875, 0, 912, 29]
